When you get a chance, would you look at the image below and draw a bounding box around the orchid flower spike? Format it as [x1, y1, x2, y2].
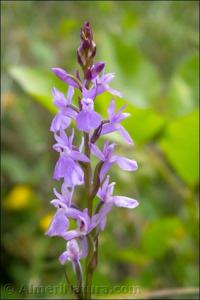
[46, 21, 139, 300]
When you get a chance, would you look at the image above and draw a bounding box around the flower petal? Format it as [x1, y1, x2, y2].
[82, 86, 96, 100]
[66, 86, 74, 104]
[91, 62, 105, 79]
[63, 230, 80, 241]
[76, 110, 101, 132]
[79, 137, 84, 152]
[112, 156, 138, 171]
[59, 250, 69, 265]
[68, 128, 75, 146]
[65, 106, 78, 119]
[53, 155, 68, 180]
[61, 183, 74, 206]
[79, 236, 88, 259]
[106, 85, 123, 98]
[50, 113, 71, 132]
[86, 62, 105, 80]
[66, 208, 83, 219]
[97, 175, 110, 201]
[52, 68, 80, 88]
[90, 143, 105, 161]
[70, 150, 90, 162]
[67, 239, 81, 260]
[103, 142, 116, 159]
[54, 129, 69, 148]
[50, 199, 68, 210]
[53, 187, 63, 202]
[45, 209, 69, 237]
[97, 201, 113, 230]
[118, 125, 134, 145]
[107, 99, 116, 119]
[54, 156, 84, 187]
[113, 196, 139, 208]
[99, 216, 107, 231]
[52, 87, 67, 108]
[69, 162, 84, 187]
[99, 161, 113, 181]
[102, 73, 115, 84]
[100, 123, 117, 135]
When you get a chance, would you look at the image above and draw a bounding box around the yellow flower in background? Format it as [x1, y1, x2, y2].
[39, 213, 53, 232]
[4, 185, 32, 210]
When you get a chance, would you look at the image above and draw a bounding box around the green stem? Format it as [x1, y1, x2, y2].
[94, 201, 103, 215]
[84, 237, 99, 299]
[85, 269, 93, 299]
[75, 261, 84, 299]
[89, 161, 104, 200]
[64, 268, 82, 299]
[84, 234, 94, 299]
[83, 132, 92, 216]
[83, 162, 104, 299]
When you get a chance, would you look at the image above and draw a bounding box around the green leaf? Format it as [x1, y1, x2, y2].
[142, 218, 185, 259]
[8, 66, 67, 113]
[165, 53, 199, 118]
[159, 109, 199, 186]
[124, 105, 165, 145]
[99, 34, 161, 108]
[1, 152, 31, 183]
[118, 249, 150, 266]
[30, 40, 56, 65]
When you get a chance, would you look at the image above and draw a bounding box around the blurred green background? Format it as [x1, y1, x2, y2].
[1, 1, 199, 299]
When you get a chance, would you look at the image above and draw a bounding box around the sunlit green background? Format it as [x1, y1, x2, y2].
[1, 1, 199, 299]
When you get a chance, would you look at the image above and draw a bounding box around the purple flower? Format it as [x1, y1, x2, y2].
[79, 72, 122, 101]
[54, 155, 84, 187]
[51, 197, 89, 259]
[50, 87, 76, 132]
[52, 183, 74, 207]
[62, 208, 98, 241]
[90, 72, 123, 99]
[48, 22, 139, 278]
[46, 209, 69, 237]
[59, 239, 81, 266]
[90, 141, 138, 180]
[76, 98, 101, 132]
[52, 68, 81, 89]
[96, 175, 139, 230]
[101, 99, 133, 145]
[46, 188, 93, 240]
[45, 186, 76, 237]
[53, 130, 90, 186]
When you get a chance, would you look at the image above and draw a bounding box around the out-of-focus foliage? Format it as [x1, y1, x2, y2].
[160, 109, 199, 186]
[1, 1, 199, 299]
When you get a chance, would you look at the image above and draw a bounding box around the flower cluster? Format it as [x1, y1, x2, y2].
[46, 21, 139, 298]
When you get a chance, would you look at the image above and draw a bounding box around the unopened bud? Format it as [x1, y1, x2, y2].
[77, 21, 96, 71]
[85, 62, 105, 80]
